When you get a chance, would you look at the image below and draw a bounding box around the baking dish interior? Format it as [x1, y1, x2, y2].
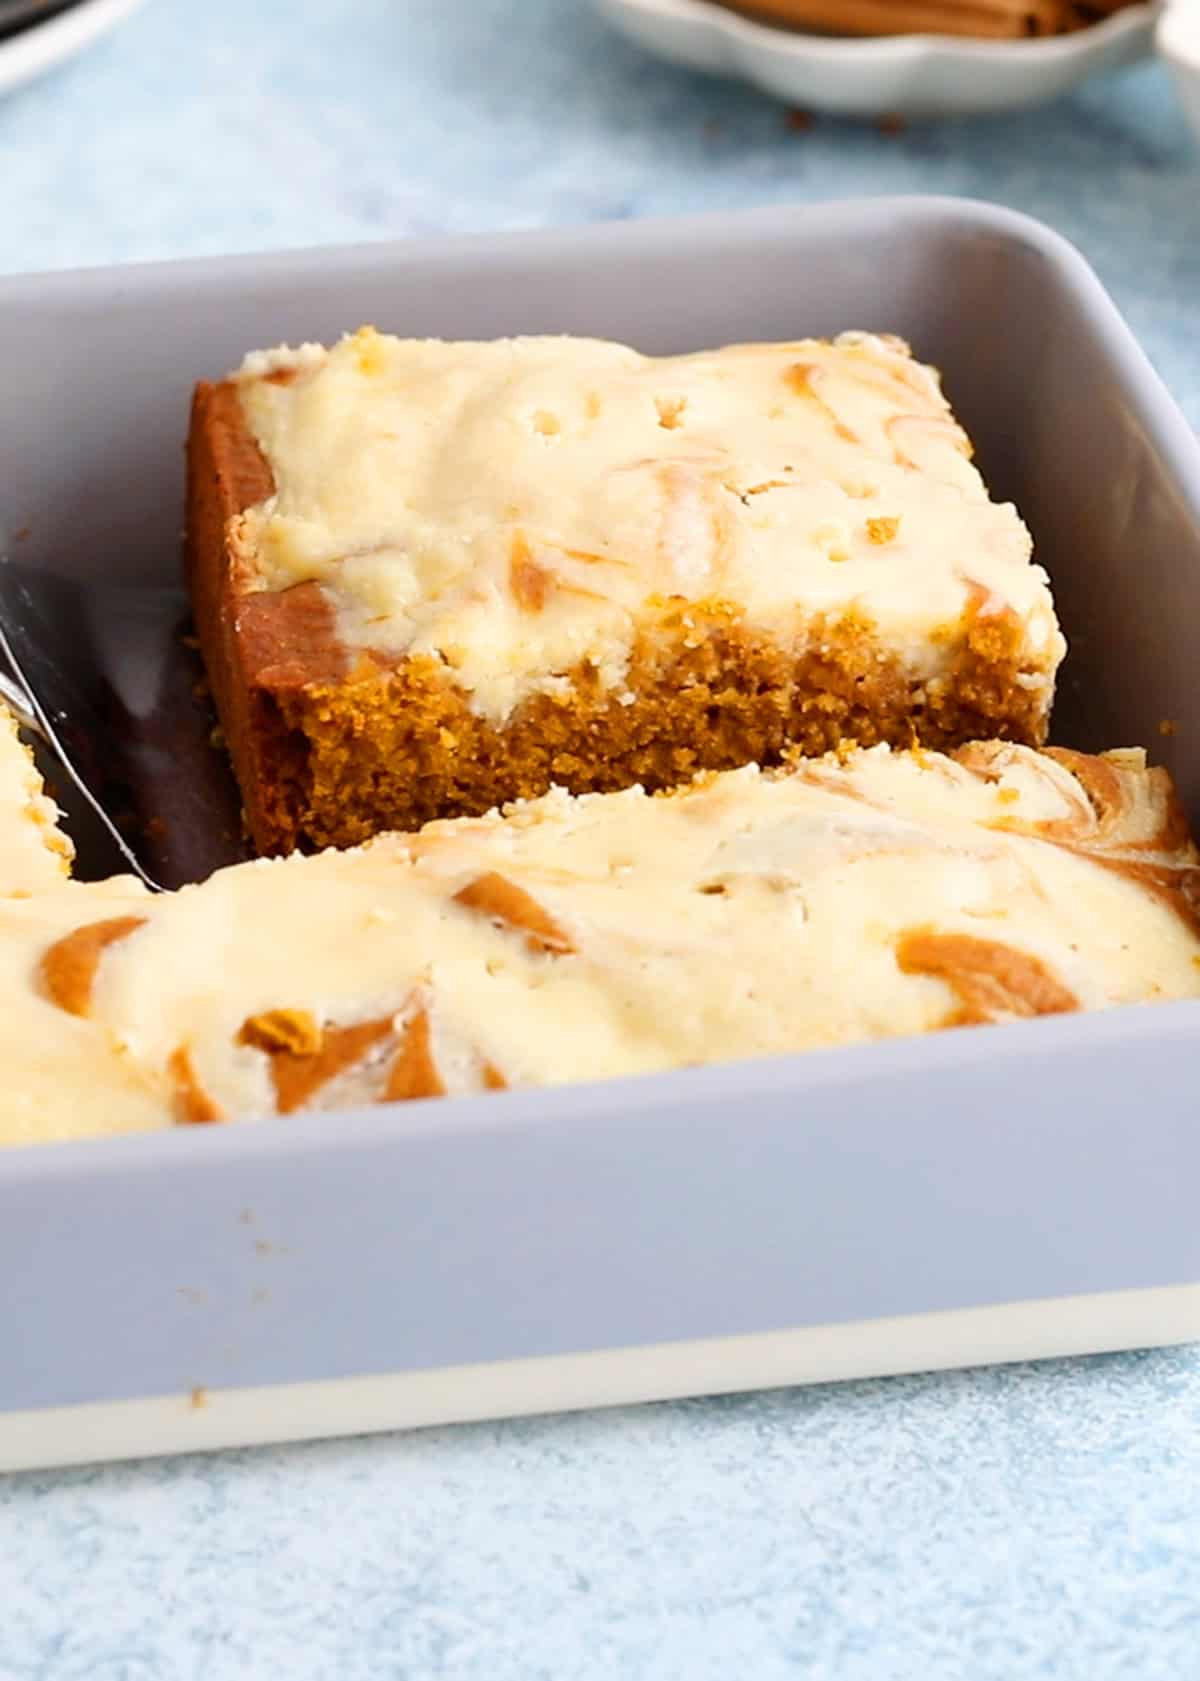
[2, 196, 1199, 872]
[2, 201, 1200, 1464]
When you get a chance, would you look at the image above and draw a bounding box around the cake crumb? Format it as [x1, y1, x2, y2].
[190, 1386, 208, 1410]
[1159, 719, 1179, 737]
[867, 516, 900, 545]
[239, 1008, 323, 1056]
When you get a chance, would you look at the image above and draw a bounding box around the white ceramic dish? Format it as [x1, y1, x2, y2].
[595, 0, 1159, 116]
[1158, 0, 1200, 142]
[0, 0, 147, 99]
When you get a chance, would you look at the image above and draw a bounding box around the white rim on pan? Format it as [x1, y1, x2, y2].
[0, 0, 148, 97]
[604, 0, 1159, 60]
[5, 1284, 1200, 1472]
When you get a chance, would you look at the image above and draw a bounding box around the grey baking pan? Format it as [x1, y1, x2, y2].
[1, 197, 1200, 1473]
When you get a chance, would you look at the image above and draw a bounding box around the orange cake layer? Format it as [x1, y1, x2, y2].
[187, 329, 1065, 854]
[3, 723, 1198, 1148]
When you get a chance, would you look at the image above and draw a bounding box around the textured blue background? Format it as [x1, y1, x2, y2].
[2, 2, 1200, 1675]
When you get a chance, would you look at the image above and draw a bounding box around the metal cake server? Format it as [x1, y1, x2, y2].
[0, 656, 157, 888]
[0, 554, 249, 890]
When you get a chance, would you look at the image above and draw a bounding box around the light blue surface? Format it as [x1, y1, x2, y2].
[2, 2, 1200, 1675]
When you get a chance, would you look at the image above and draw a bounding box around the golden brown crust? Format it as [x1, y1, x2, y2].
[186, 381, 279, 850]
[188, 378, 1052, 855]
[188, 381, 360, 850]
[235, 584, 348, 691]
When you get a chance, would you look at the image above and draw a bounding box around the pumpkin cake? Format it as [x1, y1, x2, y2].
[4, 719, 1199, 1146]
[186, 329, 1065, 854]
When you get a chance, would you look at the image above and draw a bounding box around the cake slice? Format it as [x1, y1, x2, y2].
[186, 329, 1065, 854]
[11, 736, 1198, 1143]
